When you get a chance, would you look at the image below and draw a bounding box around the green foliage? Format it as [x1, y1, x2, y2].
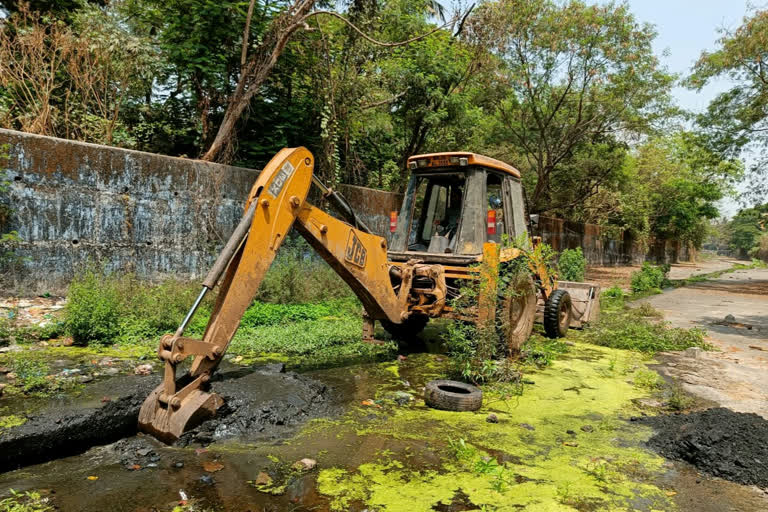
[558, 248, 586, 282]
[255, 237, 353, 304]
[471, 0, 675, 215]
[595, 133, 740, 247]
[240, 299, 358, 328]
[519, 334, 569, 368]
[578, 294, 711, 354]
[227, 314, 395, 371]
[727, 203, 768, 257]
[443, 238, 560, 384]
[602, 286, 624, 300]
[687, 8, 768, 200]
[0, 490, 53, 512]
[630, 263, 669, 293]
[65, 267, 204, 345]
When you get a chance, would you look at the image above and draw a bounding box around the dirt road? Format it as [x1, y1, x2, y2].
[641, 265, 768, 418]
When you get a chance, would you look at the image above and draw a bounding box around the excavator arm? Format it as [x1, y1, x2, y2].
[139, 147, 403, 442]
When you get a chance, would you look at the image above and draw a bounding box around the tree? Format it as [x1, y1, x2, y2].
[688, 8, 768, 202]
[468, 0, 675, 214]
[728, 204, 768, 257]
[0, 4, 158, 144]
[600, 132, 742, 248]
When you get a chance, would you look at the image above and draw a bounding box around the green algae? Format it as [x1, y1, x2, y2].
[0, 414, 26, 435]
[311, 345, 674, 511]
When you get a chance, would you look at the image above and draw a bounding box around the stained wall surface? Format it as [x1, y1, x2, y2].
[0, 129, 259, 293]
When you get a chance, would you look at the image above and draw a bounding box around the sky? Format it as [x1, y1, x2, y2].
[597, 0, 758, 217]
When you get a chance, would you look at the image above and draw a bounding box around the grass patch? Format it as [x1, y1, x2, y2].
[574, 292, 711, 354]
[226, 309, 396, 370]
[0, 490, 53, 512]
[2, 352, 82, 397]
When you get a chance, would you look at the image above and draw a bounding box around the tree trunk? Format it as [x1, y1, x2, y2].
[201, 0, 317, 162]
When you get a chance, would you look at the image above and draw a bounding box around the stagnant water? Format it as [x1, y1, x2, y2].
[2, 350, 767, 511]
[0, 355, 451, 511]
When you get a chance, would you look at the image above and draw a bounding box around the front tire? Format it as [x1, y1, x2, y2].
[498, 275, 537, 355]
[543, 289, 572, 338]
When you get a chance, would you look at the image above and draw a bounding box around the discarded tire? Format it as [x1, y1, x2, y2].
[424, 380, 483, 412]
[543, 289, 572, 339]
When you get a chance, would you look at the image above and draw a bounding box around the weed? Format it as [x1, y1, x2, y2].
[558, 247, 586, 282]
[602, 286, 624, 299]
[0, 489, 53, 512]
[447, 438, 477, 464]
[443, 237, 560, 384]
[65, 267, 209, 345]
[5, 353, 79, 396]
[490, 466, 514, 493]
[576, 292, 712, 353]
[255, 237, 353, 304]
[665, 380, 694, 411]
[519, 334, 569, 368]
[474, 456, 499, 474]
[632, 369, 663, 390]
[630, 263, 669, 293]
[584, 459, 610, 483]
[635, 302, 663, 318]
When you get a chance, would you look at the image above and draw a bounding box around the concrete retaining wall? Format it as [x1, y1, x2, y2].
[0, 129, 259, 293]
[533, 216, 690, 266]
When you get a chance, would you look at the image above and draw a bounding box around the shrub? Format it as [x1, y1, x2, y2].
[255, 236, 352, 304]
[65, 269, 121, 345]
[630, 263, 669, 293]
[602, 286, 624, 299]
[558, 248, 586, 282]
[65, 267, 203, 345]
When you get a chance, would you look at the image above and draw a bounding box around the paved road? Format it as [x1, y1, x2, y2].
[642, 265, 768, 418]
[640, 265, 768, 511]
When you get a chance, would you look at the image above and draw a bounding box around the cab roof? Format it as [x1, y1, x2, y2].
[407, 152, 521, 178]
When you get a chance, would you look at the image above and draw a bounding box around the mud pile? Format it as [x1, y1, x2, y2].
[177, 364, 338, 446]
[0, 376, 157, 472]
[0, 364, 336, 472]
[641, 408, 768, 488]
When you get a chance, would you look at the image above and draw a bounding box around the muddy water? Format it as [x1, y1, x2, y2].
[0, 356, 443, 511]
[2, 350, 767, 511]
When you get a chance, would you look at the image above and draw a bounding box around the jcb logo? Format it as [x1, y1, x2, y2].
[345, 231, 367, 268]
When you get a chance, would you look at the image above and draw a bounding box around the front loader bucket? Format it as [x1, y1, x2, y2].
[556, 281, 600, 328]
[536, 281, 601, 329]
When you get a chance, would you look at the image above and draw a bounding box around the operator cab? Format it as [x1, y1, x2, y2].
[388, 152, 528, 264]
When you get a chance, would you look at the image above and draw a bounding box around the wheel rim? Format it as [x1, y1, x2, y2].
[558, 302, 569, 331]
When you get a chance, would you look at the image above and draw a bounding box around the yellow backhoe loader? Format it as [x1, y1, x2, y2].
[139, 147, 600, 442]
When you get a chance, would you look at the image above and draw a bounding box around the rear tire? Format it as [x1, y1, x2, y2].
[543, 289, 572, 338]
[498, 275, 537, 355]
[381, 315, 428, 342]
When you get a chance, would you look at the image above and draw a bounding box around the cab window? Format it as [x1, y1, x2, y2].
[487, 173, 504, 243]
[407, 174, 465, 252]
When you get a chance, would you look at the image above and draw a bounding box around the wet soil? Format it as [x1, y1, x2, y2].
[641, 408, 768, 488]
[0, 364, 336, 472]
